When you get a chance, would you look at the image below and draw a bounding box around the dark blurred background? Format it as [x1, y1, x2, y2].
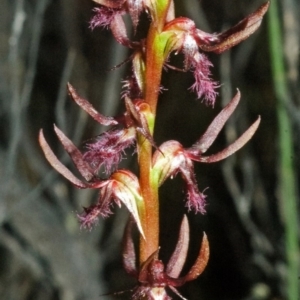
[1, 0, 299, 299]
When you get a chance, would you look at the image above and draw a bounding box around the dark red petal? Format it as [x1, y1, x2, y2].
[53, 125, 94, 181]
[122, 217, 138, 277]
[182, 233, 209, 282]
[196, 116, 261, 163]
[39, 129, 88, 188]
[166, 215, 189, 278]
[187, 90, 240, 156]
[199, 1, 270, 54]
[67, 83, 118, 126]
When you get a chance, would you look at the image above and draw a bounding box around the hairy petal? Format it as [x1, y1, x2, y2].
[179, 159, 207, 214]
[77, 202, 110, 230]
[189, 52, 219, 106]
[83, 127, 136, 174]
[90, 6, 123, 29]
[77, 181, 114, 230]
[122, 74, 143, 100]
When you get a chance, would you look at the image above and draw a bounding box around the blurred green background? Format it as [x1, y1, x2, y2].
[1, 0, 299, 299]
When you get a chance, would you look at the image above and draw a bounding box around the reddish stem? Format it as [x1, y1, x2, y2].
[139, 23, 165, 264]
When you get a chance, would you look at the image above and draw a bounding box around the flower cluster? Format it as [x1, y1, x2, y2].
[40, 86, 259, 233]
[39, 1, 269, 299]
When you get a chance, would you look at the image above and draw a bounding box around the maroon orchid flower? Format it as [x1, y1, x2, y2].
[152, 90, 260, 213]
[38, 83, 160, 234]
[39, 124, 145, 234]
[122, 215, 209, 300]
[67, 83, 156, 174]
[162, 1, 270, 105]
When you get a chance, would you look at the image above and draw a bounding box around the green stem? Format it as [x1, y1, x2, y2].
[267, 1, 299, 298]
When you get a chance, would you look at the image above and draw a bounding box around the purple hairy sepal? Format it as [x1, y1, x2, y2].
[83, 127, 136, 175]
[90, 6, 123, 29]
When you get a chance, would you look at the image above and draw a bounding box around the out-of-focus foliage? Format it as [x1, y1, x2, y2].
[0, 0, 299, 299]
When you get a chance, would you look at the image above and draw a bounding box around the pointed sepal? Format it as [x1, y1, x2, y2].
[199, 1, 270, 54]
[122, 217, 138, 277]
[182, 233, 209, 282]
[166, 215, 189, 278]
[53, 125, 95, 181]
[67, 83, 118, 126]
[39, 129, 89, 188]
[196, 116, 261, 163]
[187, 90, 241, 156]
